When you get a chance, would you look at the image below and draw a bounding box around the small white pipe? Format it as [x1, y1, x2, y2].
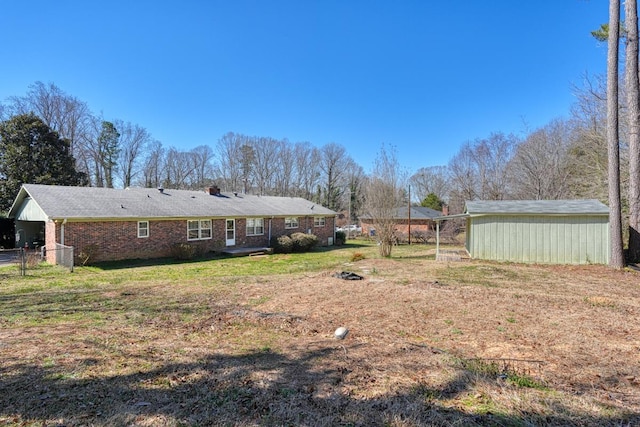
[60, 218, 67, 246]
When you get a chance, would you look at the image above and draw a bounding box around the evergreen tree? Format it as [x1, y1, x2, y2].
[97, 121, 120, 188]
[421, 193, 444, 210]
[625, 0, 640, 262]
[0, 113, 85, 212]
[607, 0, 625, 268]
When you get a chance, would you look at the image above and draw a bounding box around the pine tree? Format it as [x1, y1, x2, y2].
[607, 0, 625, 268]
[97, 121, 120, 188]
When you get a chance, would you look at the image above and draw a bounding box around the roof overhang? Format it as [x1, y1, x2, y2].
[433, 213, 470, 222]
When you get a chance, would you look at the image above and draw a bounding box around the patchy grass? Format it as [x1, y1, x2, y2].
[0, 241, 639, 426]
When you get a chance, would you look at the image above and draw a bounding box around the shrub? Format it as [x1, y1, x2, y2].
[290, 232, 319, 252]
[411, 229, 435, 244]
[335, 230, 346, 245]
[171, 243, 197, 260]
[78, 244, 99, 266]
[26, 251, 42, 268]
[350, 252, 366, 262]
[271, 235, 293, 254]
[394, 231, 408, 245]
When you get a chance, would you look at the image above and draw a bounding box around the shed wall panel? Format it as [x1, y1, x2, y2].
[467, 214, 608, 264]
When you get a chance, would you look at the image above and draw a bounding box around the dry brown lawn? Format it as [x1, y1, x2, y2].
[1, 245, 639, 426]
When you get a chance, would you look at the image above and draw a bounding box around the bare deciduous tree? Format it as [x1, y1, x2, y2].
[319, 143, 350, 211]
[190, 145, 215, 189]
[447, 132, 517, 211]
[252, 137, 280, 195]
[509, 119, 573, 200]
[214, 132, 246, 192]
[343, 160, 366, 223]
[474, 133, 518, 200]
[273, 139, 295, 196]
[140, 140, 165, 188]
[163, 147, 196, 189]
[447, 142, 477, 212]
[410, 166, 450, 205]
[292, 142, 321, 201]
[363, 145, 406, 257]
[115, 120, 151, 188]
[568, 74, 614, 201]
[239, 142, 255, 194]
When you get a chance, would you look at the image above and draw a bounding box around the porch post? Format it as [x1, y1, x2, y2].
[436, 220, 440, 261]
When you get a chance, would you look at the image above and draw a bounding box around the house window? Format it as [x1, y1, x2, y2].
[246, 218, 264, 236]
[187, 219, 212, 240]
[285, 217, 299, 229]
[138, 221, 149, 238]
[314, 217, 326, 227]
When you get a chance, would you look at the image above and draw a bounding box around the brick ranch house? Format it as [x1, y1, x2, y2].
[359, 205, 447, 239]
[8, 184, 337, 264]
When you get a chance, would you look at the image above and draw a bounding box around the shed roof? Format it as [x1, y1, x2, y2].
[395, 206, 442, 220]
[8, 184, 336, 221]
[359, 206, 442, 221]
[465, 199, 609, 216]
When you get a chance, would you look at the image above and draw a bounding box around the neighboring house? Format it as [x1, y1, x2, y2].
[436, 199, 609, 265]
[8, 184, 337, 264]
[360, 206, 445, 236]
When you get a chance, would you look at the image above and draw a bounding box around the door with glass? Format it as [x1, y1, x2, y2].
[226, 219, 235, 246]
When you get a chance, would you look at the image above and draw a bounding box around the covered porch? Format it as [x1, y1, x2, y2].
[433, 213, 470, 262]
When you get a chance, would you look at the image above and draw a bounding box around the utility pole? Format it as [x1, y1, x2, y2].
[408, 185, 411, 245]
[347, 187, 351, 239]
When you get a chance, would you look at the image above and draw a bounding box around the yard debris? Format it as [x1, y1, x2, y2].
[334, 326, 349, 339]
[332, 271, 364, 280]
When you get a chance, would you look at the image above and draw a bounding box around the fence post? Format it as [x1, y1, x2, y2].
[20, 247, 26, 276]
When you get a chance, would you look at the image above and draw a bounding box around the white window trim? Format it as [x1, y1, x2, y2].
[187, 219, 212, 241]
[138, 221, 149, 238]
[246, 218, 265, 236]
[285, 217, 299, 229]
[314, 217, 326, 227]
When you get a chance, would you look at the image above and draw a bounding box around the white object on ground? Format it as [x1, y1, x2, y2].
[334, 327, 349, 339]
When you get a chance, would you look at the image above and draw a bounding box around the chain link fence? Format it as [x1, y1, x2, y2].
[0, 248, 26, 276]
[0, 245, 74, 276]
[55, 243, 74, 272]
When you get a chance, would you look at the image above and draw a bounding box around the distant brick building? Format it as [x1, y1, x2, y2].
[9, 184, 336, 264]
[359, 206, 445, 238]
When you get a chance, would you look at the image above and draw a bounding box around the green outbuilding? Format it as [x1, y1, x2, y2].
[437, 199, 610, 265]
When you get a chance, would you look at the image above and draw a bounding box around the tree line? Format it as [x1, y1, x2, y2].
[0, 82, 366, 217]
[0, 62, 636, 262]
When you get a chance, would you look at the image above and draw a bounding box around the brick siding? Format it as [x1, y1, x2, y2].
[45, 215, 336, 263]
[361, 219, 434, 236]
[45, 220, 58, 264]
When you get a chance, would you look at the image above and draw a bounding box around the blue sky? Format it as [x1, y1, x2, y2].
[1, 0, 608, 174]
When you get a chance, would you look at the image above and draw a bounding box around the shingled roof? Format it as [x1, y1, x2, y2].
[359, 205, 443, 221]
[465, 199, 609, 216]
[9, 184, 336, 220]
[394, 206, 443, 220]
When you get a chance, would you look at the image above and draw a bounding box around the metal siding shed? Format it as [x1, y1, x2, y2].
[463, 200, 609, 265]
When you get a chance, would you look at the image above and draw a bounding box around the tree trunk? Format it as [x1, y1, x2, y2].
[626, 0, 640, 262]
[608, 0, 625, 268]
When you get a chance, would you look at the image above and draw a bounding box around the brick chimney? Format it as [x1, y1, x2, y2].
[441, 204, 449, 216]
